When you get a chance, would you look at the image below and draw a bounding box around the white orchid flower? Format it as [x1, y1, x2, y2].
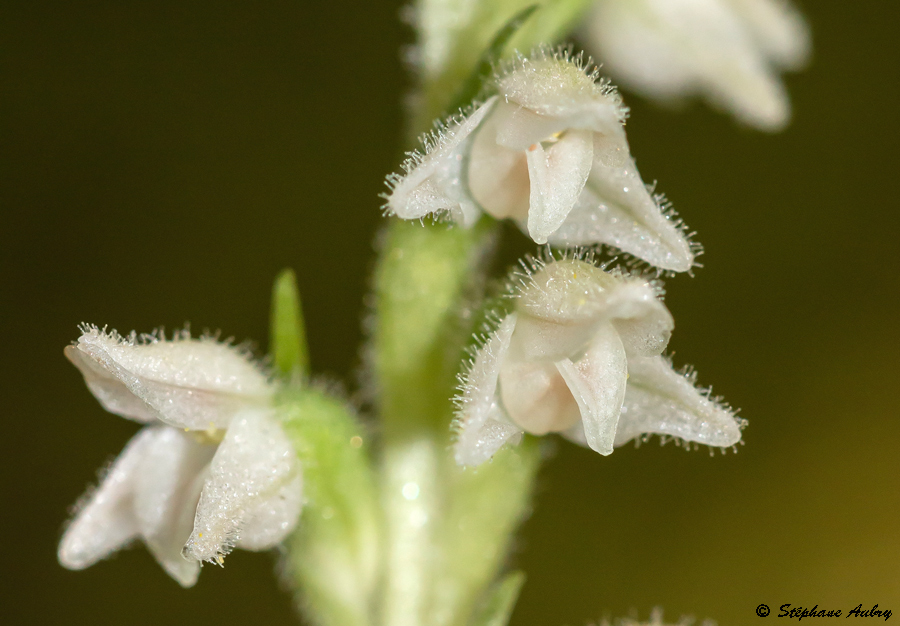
[583, 0, 811, 131]
[385, 49, 696, 272]
[58, 326, 303, 587]
[454, 258, 743, 466]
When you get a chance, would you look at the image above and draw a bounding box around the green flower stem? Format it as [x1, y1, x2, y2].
[283, 3, 597, 622]
[371, 218, 541, 626]
[430, 442, 540, 626]
[372, 218, 494, 437]
[372, 218, 495, 626]
[280, 387, 381, 626]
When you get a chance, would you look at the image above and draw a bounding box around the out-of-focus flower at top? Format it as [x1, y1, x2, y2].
[58, 326, 302, 587]
[384, 49, 697, 273]
[453, 257, 744, 466]
[583, 0, 811, 131]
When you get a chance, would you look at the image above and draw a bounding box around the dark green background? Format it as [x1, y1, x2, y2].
[2, 1, 898, 624]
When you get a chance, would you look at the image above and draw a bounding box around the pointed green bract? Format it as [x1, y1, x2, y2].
[270, 268, 310, 378]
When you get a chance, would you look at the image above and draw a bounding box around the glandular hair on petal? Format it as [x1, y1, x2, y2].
[454, 314, 524, 466]
[615, 355, 745, 448]
[384, 98, 496, 225]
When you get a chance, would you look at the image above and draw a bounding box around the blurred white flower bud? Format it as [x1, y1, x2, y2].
[583, 0, 811, 131]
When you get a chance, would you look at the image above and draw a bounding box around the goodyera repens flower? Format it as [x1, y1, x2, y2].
[583, 0, 811, 131]
[454, 257, 744, 466]
[385, 49, 696, 273]
[58, 326, 302, 587]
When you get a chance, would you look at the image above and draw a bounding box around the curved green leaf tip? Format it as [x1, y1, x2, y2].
[270, 268, 309, 378]
[447, 4, 539, 116]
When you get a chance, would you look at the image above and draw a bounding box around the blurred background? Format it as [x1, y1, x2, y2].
[2, 1, 898, 624]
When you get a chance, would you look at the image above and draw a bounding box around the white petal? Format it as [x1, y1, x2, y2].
[467, 105, 532, 221]
[134, 428, 214, 587]
[386, 98, 496, 226]
[58, 426, 157, 570]
[604, 281, 674, 357]
[525, 129, 594, 244]
[236, 472, 303, 550]
[184, 410, 301, 561]
[491, 102, 571, 151]
[454, 315, 524, 466]
[499, 354, 581, 435]
[67, 326, 272, 430]
[65, 345, 157, 423]
[549, 158, 695, 272]
[555, 322, 628, 455]
[615, 356, 743, 447]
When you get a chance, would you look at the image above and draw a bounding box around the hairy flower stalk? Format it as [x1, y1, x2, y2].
[371, 219, 541, 626]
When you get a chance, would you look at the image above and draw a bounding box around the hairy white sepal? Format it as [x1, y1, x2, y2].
[65, 326, 273, 430]
[385, 98, 497, 227]
[58, 426, 214, 587]
[454, 314, 524, 467]
[615, 355, 743, 447]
